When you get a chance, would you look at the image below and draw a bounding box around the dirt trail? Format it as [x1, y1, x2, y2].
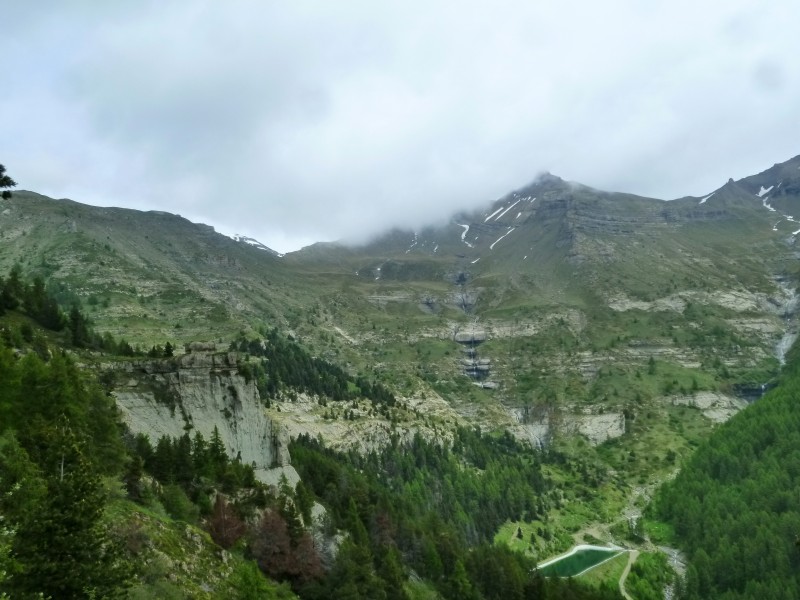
[333, 325, 358, 344]
[618, 549, 639, 600]
[567, 468, 683, 595]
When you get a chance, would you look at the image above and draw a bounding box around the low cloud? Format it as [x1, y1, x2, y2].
[3, 1, 799, 252]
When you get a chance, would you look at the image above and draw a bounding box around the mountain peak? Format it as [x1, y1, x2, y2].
[534, 171, 564, 185]
[231, 234, 283, 257]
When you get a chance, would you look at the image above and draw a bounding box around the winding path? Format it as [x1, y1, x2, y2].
[618, 550, 639, 600]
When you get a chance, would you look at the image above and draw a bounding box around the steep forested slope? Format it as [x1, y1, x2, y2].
[656, 342, 800, 599]
[0, 269, 624, 598]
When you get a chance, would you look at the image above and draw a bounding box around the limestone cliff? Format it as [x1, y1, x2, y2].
[112, 351, 296, 485]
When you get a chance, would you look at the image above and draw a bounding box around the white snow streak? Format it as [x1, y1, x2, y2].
[484, 206, 505, 222]
[516, 212, 522, 219]
[495, 198, 521, 221]
[757, 185, 774, 198]
[471, 258, 480, 264]
[489, 227, 515, 250]
[457, 224, 474, 248]
[699, 192, 715, 204]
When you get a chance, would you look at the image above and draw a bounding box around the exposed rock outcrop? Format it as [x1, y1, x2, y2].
[669, 392, 746, 423]
[112, 352, 292, 484]
[565, 412, 626, 446]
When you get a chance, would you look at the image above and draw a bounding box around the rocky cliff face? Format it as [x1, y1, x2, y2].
[112, 352, 294, 485]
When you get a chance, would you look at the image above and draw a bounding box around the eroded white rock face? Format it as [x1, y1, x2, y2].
[113, 352, 289, 484]
[572, 413, 626, 446]
[669, 392, 746, 423]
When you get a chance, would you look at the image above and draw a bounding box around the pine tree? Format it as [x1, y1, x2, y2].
[150, 436, 175, 483]
[4, 267, 22, 309]
[0, 165, 15, 200]
[10, 418, 128, 598]
[68, 304, 91, 348]
[208, 425, 227, 478]
[174, 433, 194, 488]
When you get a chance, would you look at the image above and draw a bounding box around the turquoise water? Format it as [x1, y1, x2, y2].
[539, 548, 620, 577]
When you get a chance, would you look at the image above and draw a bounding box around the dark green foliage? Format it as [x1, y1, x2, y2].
[160, 483, 200, 523]
[0, 353, 130, 598]
[0, 351, 126, 475]
[0, 266, 145, 355]
[656, 342, 800, 599]
[0, 164, 15, 200]
[226, 560, 295, 599]
[624, 553, 671, 600]
[24, 276, 65, 331]
[147, 341, 176, 358]
[290, 430, 619, 600]
[130, 430, 261, 521]
[0, 268, 64, 331]
[10, 418, 128, 598]
[233, 331, 396, 405]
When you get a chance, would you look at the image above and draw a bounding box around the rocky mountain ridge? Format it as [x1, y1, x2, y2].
[3, 155, 800, 470]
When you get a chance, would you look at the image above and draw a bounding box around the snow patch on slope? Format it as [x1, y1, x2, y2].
[457, 224, 474, 248]
[232, 234, 284, 257]
[405, 232, 419, 254]
[490, 227, 516, 250]
[757, 185, 774, 198]
[484, 206, 505, 222]
[699, 192, 715, 204]
[495, 198, 521, 221]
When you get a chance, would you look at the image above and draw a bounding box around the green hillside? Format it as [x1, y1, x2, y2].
[0, 268, 626, 599]
[655, 341, 800, 599]
[3, 155, 800, 596]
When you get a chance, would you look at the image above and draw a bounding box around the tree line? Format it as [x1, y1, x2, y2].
[287, 430, 620, 599]
[0, 268, 622, 598]
[655, 341, 800, 599]
[0, 265, 173, 356]
[234, 331, 396, 406]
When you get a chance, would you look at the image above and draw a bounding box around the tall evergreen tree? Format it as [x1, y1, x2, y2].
[9, 418, 128, 598]
[68, 304, 90, 347]
[0, 165, 15, 200]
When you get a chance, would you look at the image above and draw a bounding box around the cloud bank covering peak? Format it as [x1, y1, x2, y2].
[3, 1, 799, 252]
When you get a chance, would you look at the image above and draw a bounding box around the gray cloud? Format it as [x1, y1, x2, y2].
[3, 1, 799, 252]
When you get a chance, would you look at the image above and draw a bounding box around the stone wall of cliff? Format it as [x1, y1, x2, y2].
[111, 351, 294, 484]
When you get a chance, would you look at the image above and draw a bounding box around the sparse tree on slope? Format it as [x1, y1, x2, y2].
[0, 165, 15, 200]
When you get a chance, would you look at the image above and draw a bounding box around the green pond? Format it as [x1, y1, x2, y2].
[539, 548, 621, 577]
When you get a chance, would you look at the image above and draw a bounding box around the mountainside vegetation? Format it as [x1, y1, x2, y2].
[3, 155, 800, 596]
[0, 268, 622, 598]
[0, 269, 296, 598]
[655, 341, 800, 599]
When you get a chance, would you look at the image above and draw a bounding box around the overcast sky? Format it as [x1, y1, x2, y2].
[3, 1, 799, 252]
